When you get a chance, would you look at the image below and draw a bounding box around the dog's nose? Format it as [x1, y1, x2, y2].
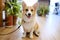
[28, 13, 31, 16]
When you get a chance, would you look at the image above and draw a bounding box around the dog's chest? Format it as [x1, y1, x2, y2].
[22, 21, 36, 32]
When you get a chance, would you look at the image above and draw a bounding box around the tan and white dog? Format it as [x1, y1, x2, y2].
[22, 1, 40, 38]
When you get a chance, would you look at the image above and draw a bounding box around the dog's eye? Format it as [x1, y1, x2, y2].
[31, 9, 33, 12]
[25, 9, 28, 12]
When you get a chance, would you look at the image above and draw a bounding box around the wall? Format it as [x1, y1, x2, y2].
[38, 0, 49, 7]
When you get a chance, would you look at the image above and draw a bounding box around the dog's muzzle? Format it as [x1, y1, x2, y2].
[25, 13, 31, 18]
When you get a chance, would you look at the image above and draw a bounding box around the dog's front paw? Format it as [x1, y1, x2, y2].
[30, 35, 33, 38]
[22, 32, 26, 38]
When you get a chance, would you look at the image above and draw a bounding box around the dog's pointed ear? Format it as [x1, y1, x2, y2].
[33, 2, 38, 10]
[22, 1, 26, 9]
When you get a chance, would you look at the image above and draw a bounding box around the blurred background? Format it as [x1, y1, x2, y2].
[0, 0, 60, 40]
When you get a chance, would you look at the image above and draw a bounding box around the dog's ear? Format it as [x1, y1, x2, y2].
[33, 2, 38, 10]
[22, 1, 26, 9]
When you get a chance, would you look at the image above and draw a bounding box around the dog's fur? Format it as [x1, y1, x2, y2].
[22, 2, 40, 38]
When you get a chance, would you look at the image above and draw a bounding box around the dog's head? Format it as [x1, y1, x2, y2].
[22, 2, 38, 22]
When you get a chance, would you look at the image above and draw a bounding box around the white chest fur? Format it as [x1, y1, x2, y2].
[22, 19, 36, 32]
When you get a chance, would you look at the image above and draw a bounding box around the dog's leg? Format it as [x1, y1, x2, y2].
[34, 26, 40, 37]
[34, 30, 40, 37]
[30, 29, 34, 38]
[34, 24, 40, 37]
[22, 32, 26, 38]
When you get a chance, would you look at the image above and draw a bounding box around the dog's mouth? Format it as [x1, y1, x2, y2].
[25, 14, 31, 18]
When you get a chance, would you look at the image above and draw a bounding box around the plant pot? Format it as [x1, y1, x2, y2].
[42, 13, 47, 17]
[13, 15, 17, 26]
[6, 15, 13, 26]
[37, 13, 42, 16]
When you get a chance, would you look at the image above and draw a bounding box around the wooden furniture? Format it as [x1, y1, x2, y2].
[0, 0, 5, 27]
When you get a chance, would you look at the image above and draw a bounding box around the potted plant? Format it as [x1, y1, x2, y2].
[11, 0, 21, 25]
[5, 0, 21, 26]
[44, 7, 49, 15]
[5, 0, 13, 26]
[37, 9, 42, 16]
[37, 7, 43, 16]
[37, 6, 49, 16]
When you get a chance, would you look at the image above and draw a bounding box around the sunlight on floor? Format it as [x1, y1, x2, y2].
[40, 15, 60, 40]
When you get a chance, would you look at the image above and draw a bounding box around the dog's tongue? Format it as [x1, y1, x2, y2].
[27, 16, 31, 18]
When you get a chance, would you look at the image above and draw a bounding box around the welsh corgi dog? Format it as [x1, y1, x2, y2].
[22, 1, 40, 38]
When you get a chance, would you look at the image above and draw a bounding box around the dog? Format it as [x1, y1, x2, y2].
[22, 1, 40, 38]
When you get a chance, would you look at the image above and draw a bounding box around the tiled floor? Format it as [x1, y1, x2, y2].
[0, 15, 60, 40]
